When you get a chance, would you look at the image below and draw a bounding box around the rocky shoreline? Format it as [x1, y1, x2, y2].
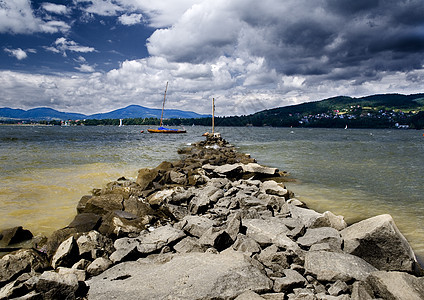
[1, 135, 423, 299]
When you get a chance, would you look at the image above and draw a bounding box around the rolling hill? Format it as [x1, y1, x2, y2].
[0, 105, 210, 121]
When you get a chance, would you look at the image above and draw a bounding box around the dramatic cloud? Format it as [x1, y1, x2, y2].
[1, 0, 423, 115]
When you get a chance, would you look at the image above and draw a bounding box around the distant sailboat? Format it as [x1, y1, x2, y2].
[147, 82, 186, 134]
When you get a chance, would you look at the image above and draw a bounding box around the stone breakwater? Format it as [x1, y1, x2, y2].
[1, 136, 423, 300]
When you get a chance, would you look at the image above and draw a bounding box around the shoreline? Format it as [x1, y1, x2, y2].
[0, 135, 423, 299]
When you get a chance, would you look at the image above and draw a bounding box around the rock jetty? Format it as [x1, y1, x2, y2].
[1, 135, 423, 300]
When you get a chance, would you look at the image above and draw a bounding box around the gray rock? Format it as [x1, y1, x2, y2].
[243, 218, 299, 252]
[366, 271, 424, 300]
[82, 194, 124, 215]
[289, 205, 322, 228]
[109, 237, 139, 263]
[0, 249, 49, 286]
[87, 251, 273, 299]
[214, 164, 244, 176]
[198, 228, 233, 252]
[226, 212, 242, 240]
[71, 259, 91, 270]
[311, 211, 347, 231]
[232, 234, 261, 254]
[169, 171, 186, 184]
[57, 267, 86, 282]
[351, 281, 374, 300]
[242, 163, 278, 176]
[328, 280, 349, 296]
[36, 271, 79, 300]
[273, 269, 307, 292]
[86, 258, 113, 276]
[180, 215, 216, 237]
[76, 230, 114, 259]
[173, 237, 204, 253]
[234, 290, 265, 299]
[261, 181, 289, 198]
[297, 227, 342, 250]
[341, 214, 418, 273]
[304, 251, 378, 282]
[136, 225, 185, 254]
[261, 293, 286, 300]
[68, 213, 101, 233]
[0, 274, 31, 299]
[258, 245, 290, 275]
[51, 236, 79, 269]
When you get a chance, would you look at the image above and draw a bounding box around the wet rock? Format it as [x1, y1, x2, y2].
[82, 194, 124, 215]
[0, 226, 33, 246]
[87, 251, 273, 299]
[0, 249, 49, 287]
[68, 213, 101, 232]
[341, 214, 418, 273]
[304, 251, 377, 282]
[136, 168, 159, 191]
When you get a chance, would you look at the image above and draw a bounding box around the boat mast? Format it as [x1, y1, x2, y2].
[160, 81, 168, 127]
[212, 98, 215, 135]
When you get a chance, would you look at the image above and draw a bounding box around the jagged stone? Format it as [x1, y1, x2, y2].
[76, 230, 114, 259]
[232, 234, 261, 254]
[0, 273, 32, 299]
[179, 215, 216, 238]
[35, 271, 79, 300]
[350, 280, 374, 300]
[169, 171, 187, 185]
[136, 168, 159, 191]
[328, 280, 349, 296]
[258, 245, 290, 275]
[261, 181, 289, 198]
[310, 211, 347, 231]
[366, 271, 424, 300]
[341, 214, 418, 273]
[173, 236, 204, 253]
[198, 228, 233, 252]
[57, 267, 86, 282]
[68, 213, 101, 232]
[51, 236, 79, 269]
[273, 269, 307, 292]
[243, 218, 300, 252]
[304, 251, 377, 282]
[136, 225, 186, 254]
[234, 290, 265, 299]
[297, 227, 342, 250]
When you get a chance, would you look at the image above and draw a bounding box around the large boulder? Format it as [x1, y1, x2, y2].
[366, 271, 424, 300]
[136, 168, 159, 191]
[0, 226, 33, 245]
[87, 251, 273, 299]
[51, 236, 79, 269]
[297, 227, 342, 250]
[36, 271, 79, 300]
[82, 194, 124, 215]
[341, 214, 418, 273]
[304, 251, 378, 282]
[0, 249, 49, 287]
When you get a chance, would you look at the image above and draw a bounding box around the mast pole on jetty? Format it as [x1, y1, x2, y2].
[160, 81, 168, 127]
[212, 98, 215, 135]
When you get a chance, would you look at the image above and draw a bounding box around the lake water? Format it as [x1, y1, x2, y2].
[0, 125, 423, 258]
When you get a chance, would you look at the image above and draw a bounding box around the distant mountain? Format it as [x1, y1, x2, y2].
[0, 105, 210, 121]
[86, 105, 208, 120]
[0, 107, 86, 121]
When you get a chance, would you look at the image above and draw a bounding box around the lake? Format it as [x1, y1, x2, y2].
[0, 125, 423, 258]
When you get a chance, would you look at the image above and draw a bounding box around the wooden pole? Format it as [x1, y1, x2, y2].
[160, 81, 168, 127]
[212, 98, 215, 135]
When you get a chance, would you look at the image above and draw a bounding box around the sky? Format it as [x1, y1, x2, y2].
[1, 0, 424, 116]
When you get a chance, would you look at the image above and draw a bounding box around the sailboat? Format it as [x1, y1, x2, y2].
[147, 82, 186, 134]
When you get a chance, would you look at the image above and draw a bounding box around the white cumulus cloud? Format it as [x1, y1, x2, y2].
[4, 48, 28, 60]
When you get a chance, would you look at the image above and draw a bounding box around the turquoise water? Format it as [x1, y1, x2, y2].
[0, 125, 423, 257]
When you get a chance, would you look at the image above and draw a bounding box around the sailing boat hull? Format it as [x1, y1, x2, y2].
[147, 129, 186, 134]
